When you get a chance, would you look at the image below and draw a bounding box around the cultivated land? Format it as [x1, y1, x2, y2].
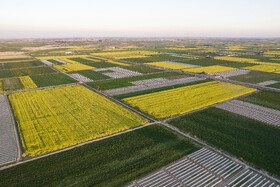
[169, 107, 280, 177]
[8, 85, 148, 157]
[239, 91, 280, 110]
[0, 39, 280, 185]
[123, 81, 256, 118]
[0, 125, 199, 186]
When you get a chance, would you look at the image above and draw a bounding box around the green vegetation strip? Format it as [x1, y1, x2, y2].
[115, 79, 210, 100]
[0, 125, 198, 186]
[87, 72, 180, 90]
[0, 61, 43, 70]
[232, 71, 280, 84]
[239, 91, 280, 110]
[70, 58, 116, 68]
[169, 107, 280, 177]
[30, 73, 77, 87]
[0, 67, 56, 79]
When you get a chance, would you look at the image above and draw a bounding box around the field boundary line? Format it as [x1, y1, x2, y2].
[0, 122, 157, 171]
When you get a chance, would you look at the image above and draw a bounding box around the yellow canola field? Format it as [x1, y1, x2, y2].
[123, 81, 256, 119]
[18, 76, 37, 89]
[54, 63, 94, 72]
[215, 56, 258, 63]
[54, 58, 95, 72]
[215, 56, 279, 66]
[91, 51, 159, 59]
[91, 56, 131, 66]
[182, 65, 237, 74]
[37, 55, 89, 60]
[9, 85, 148, 157]
[226, 46, 246, 51]
[264, 51, 280, 56]
[243, 65, 280, 74]
[145, 62, 193, 70]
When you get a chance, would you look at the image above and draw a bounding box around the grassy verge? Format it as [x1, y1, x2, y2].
[0, 125, 199, 186]
[87, 72, 180, 90]
[169, 107, 280, 177]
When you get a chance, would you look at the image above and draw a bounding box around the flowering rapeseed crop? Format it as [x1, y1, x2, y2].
[9, 85, 148, 156]
[182, 65, 237, 74]
[123, 81, 256, 118]
[145, 62, 193, 70]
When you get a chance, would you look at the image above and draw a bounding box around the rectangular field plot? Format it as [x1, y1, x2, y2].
[0, 125, 199, 186]
[215, 100, 280, 127]
[129, 148, 243, 187]
[123, 81, 256, 118]
[8, 85, 148, 157]
[145, 61, 193, 70]
[70, 70, 110, 81]
[30, 73, 77, 87]
[232, 71, 280, 84]
[0, 95, 18, 166]
[0, 76, 37, 92]
[0, 66, 56, 79]
[169, 107, 280, 177]
[182, 65, 237, 74]
[239, 91, 280, 110]
[70, 73, 93, 82]
[0, 61, 43, 70]
[93, 67, 142, 78]
[212, 69, 250, 78]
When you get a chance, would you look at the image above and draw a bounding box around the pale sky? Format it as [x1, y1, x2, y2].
[0, 0, 280, 38]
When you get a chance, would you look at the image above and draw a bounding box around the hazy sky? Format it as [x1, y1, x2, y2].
[1, 0, 280, 38]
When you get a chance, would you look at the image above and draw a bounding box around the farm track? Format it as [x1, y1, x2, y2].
[1, 55, 279, 184]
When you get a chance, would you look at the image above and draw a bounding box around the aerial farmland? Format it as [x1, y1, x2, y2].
[0, 38, 279, 187]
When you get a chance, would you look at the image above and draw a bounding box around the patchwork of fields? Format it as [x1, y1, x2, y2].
[1, 41, 280, 186]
